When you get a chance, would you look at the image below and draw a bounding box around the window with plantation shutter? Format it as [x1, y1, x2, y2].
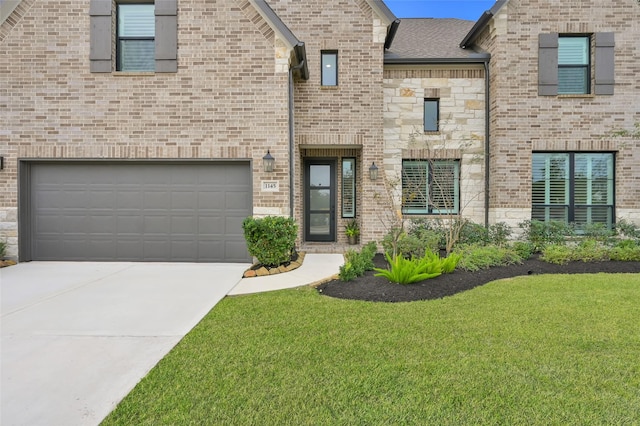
[342, 158, 355, 218]
[532, 153, 614, 229]
[402, 160, 459, 215]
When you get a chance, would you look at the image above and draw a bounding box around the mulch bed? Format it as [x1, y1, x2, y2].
[316, 254, 640, 303]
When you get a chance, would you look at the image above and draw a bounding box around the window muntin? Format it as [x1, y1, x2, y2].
[402, 160, 459, 215]
[424, 99, 439, 132]
[321, 51, 338, 86]
[532, 153, 614, 228]
[558, 36, 590, 94]
[117, 3, 155, 71]
[342, 158, 356, 218]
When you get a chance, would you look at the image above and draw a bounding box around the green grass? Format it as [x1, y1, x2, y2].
[102, 274, 640, 425]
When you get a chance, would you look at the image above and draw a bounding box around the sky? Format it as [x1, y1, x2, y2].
[384, 0, 496, 21]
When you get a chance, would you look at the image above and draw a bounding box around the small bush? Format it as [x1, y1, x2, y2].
[512, 241, 535, 260]
[488, 222, 512, 246]
[615, 219, 640, 240]
[382, 228, 437, 258]
[339, 242, 377, 282]
[242, 216, 298, 267]
[581, 222, 615, 244]
[374, 252, 442, 285]
[540, 244, 573, 265]
[408, 219, 447, 250]
[610, 244, 640, 262]
[574, 239, 610, 262]
[519, 220, 573, 250]
[0, 239, 6, 259]
[455, 244, 523, 272]
[458, 220, 489, 246]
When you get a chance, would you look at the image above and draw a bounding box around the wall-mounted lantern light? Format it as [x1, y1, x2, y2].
[263, 150, 275, 173]
[369, 162, 378, 181]
[0, 156, 4, 170]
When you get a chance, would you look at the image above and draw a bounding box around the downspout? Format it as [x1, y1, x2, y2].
[483, 59, 490, 227]
[289, 58, 305, 219]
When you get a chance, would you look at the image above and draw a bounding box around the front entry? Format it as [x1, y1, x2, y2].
[304, 160, 336, 242]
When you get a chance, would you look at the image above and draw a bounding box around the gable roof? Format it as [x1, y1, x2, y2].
[250, 0, 309, 79]
[460, 0, 508, 48]
[385, 18, 489, 64]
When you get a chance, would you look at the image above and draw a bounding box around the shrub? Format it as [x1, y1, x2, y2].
[382, 227, 437, 259]
[0, 239, 6, 259]
[610, 244, 640, 262]
[339, 242, 377, 282]
[374, 252, 442, 285]
[455, 244, 523, 272]
[488, 222, 512, 246]
[408, 219, 447, 250]
[540, 244, 573, 265]
[574, 239, 609, 262]
[511, 241, 535, 260]
[582, 222, 615, 244]
[458, 220, 489, 246]
[519, 219, 574, 250]
[616, 219, 640, 241]
[242, 216, 298, 267]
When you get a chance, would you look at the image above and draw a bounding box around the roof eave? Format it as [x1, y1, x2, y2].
[249, 0, 309, 80]
[384, 54, 491, 65]
[460, 0, 508, 48]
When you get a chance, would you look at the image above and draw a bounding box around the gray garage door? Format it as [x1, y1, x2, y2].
[24, 162, 251, 262]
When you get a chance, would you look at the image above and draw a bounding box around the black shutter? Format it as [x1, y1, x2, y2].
[538, 33, 558, 96]
[594, 32, 615, 95]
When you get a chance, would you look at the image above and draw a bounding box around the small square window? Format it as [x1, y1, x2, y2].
[424, 99, 439, 132]
[117, 3, 155, 71]
[321, 51, 338, 86]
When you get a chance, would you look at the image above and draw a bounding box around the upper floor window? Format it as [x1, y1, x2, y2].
[538, 32, 615, 96]
[117, 3, 155, 72]
[89, 0, 177, 73]
[558, 36, 590, 94]
[424, 99, 439, 132]
[321, 51, 338, 86]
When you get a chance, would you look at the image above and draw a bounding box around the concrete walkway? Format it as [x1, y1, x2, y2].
[0, 254, 343, 426]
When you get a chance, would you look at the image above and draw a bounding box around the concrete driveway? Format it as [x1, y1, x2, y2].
[1, 261, 249, 426]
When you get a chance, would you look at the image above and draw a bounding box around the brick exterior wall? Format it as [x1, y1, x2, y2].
[270, 0, 388, 245]
[0, 0, 296, 258]
[473, 0, 640, 229]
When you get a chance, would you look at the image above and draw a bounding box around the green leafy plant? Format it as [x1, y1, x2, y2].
[344, 219, 360, 237]
[440, 252, 462, 274]
[511, 241, 535, 260]
[616, 219, 640, 241]
[458, 220, 489, 246]
[540, 244, 574, 265]
[374, 252, 442, 285]
[339, 241, 377, 282]
[0, 239, 7, 259]
[488, 222, 512, 246]
[242, 216, 298, 267]
[519, 219, 574, 251]
[610, 243, 640, 261]
[455, 244, 523, 272]
[574, 239, 610, 262]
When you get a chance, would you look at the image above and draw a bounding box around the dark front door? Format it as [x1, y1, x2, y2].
[304, 160, 336, 242]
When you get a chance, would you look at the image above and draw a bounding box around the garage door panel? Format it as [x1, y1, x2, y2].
[28, 162, 251, 262]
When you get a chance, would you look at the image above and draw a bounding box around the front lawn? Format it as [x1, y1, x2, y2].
[102, 274, 640, 425]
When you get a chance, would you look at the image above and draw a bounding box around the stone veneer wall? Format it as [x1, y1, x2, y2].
[383, 65, 487, 226]
[474, 0, 640, 230]
[0, 0, 296, 257]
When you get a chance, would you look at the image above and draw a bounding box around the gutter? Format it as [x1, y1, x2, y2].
[288, 59, 306, 218]
[384, 19, 400, 50]
[384, 54, 491, 65]
[483, 59, 490, 227]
